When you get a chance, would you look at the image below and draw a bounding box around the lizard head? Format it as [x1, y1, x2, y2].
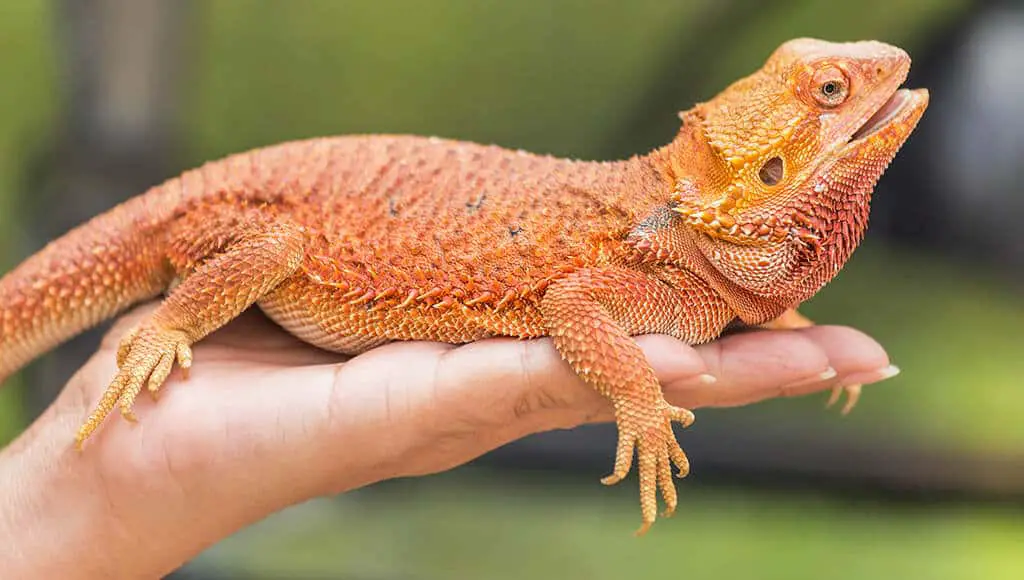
[665, 38, 928, 301]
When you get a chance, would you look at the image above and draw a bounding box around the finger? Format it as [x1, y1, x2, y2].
[662, 325, 893, 409]
[280, 336, 604, 483]
[428, 337, 597, 430]
[793, 325, 891, 378]
[771, 325, 895, 400]
[663, 328, 833, 408]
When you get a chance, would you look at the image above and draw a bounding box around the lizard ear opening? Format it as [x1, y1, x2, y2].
[758, 156, 784, 186]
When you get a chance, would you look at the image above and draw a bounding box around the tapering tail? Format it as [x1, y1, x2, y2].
[0, 195, 175, 384]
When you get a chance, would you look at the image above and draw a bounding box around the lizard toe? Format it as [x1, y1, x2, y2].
[115, 323, 140, 367]
[76, 323, 192, 447]
[601, 425, 637, 486]
[657, 445, 678, 518]
[826, 383, 862, 415]
[612, 403, 693, 535]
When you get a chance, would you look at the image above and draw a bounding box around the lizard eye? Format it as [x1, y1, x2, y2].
[811, 66, 849, 107]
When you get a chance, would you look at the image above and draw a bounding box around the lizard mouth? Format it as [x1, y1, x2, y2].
[841, 86, 928, 153]
[849, 88, 913, 141]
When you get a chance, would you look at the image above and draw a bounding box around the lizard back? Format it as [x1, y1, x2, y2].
[182, 136, 672, 349]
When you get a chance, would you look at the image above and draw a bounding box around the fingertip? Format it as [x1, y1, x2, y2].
[794, 325, 891, 375]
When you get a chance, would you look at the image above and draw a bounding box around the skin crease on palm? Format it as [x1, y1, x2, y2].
[0, 302, 892, 578]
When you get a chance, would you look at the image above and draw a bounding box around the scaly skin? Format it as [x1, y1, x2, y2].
[0, 39, 927, 534]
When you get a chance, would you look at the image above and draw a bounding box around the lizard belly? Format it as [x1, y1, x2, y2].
[257, 274, 548, 355]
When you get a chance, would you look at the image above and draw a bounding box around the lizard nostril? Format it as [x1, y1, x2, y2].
[758, 156, 784, 186]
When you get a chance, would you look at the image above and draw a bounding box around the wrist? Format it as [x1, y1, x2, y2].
[0, 409, 143, 579]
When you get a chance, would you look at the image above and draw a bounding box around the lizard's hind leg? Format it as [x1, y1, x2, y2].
[75, 220, 307, 447]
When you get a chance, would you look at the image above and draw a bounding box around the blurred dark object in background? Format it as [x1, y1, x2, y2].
[874, 0, 1024, 285]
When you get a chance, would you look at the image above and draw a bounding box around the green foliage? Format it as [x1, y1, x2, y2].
[0, 0, 57, 442]
[0, 0, 57, 245]
[183, 0, 705, 160]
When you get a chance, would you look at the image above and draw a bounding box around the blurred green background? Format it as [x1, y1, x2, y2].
[1, 1, 1022, 578]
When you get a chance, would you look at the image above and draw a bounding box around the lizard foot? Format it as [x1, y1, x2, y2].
[601, 402, 694, 536]
[75, 323, 192, 448]
[826, 383, 862, 415]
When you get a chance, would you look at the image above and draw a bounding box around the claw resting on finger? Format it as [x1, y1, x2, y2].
[176, 342, 193, 379]
[116, 324, 140, 367]
[826, 385, 843, 408]
[840, 384, 862, 414]
[826, 384, 862, 414]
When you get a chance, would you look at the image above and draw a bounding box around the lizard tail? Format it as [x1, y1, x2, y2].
[0, 195, 175, 385]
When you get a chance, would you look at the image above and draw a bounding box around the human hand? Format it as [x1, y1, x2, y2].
[0, 303, 895, 578]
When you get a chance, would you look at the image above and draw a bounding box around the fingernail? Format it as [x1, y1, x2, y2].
[788, 366, 838, 389]
[880, 364, 901, 379]
[697, 373, 717, 385]
[841, 364, 900, 387]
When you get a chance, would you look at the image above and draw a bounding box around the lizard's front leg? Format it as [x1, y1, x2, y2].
[75, 221, 306, 446]
[540, 267, 732, 534]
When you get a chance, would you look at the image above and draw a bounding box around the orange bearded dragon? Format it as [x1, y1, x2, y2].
[0, 39, 928, 534]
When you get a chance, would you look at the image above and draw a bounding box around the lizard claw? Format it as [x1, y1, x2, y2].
[75, 323, 192, 448]
[603, 401, 693, 535]
[826, 383, 862, 415]
[115, 323, 140, 367]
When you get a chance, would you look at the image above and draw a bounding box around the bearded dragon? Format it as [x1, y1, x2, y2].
[0, 38, 927, 534]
